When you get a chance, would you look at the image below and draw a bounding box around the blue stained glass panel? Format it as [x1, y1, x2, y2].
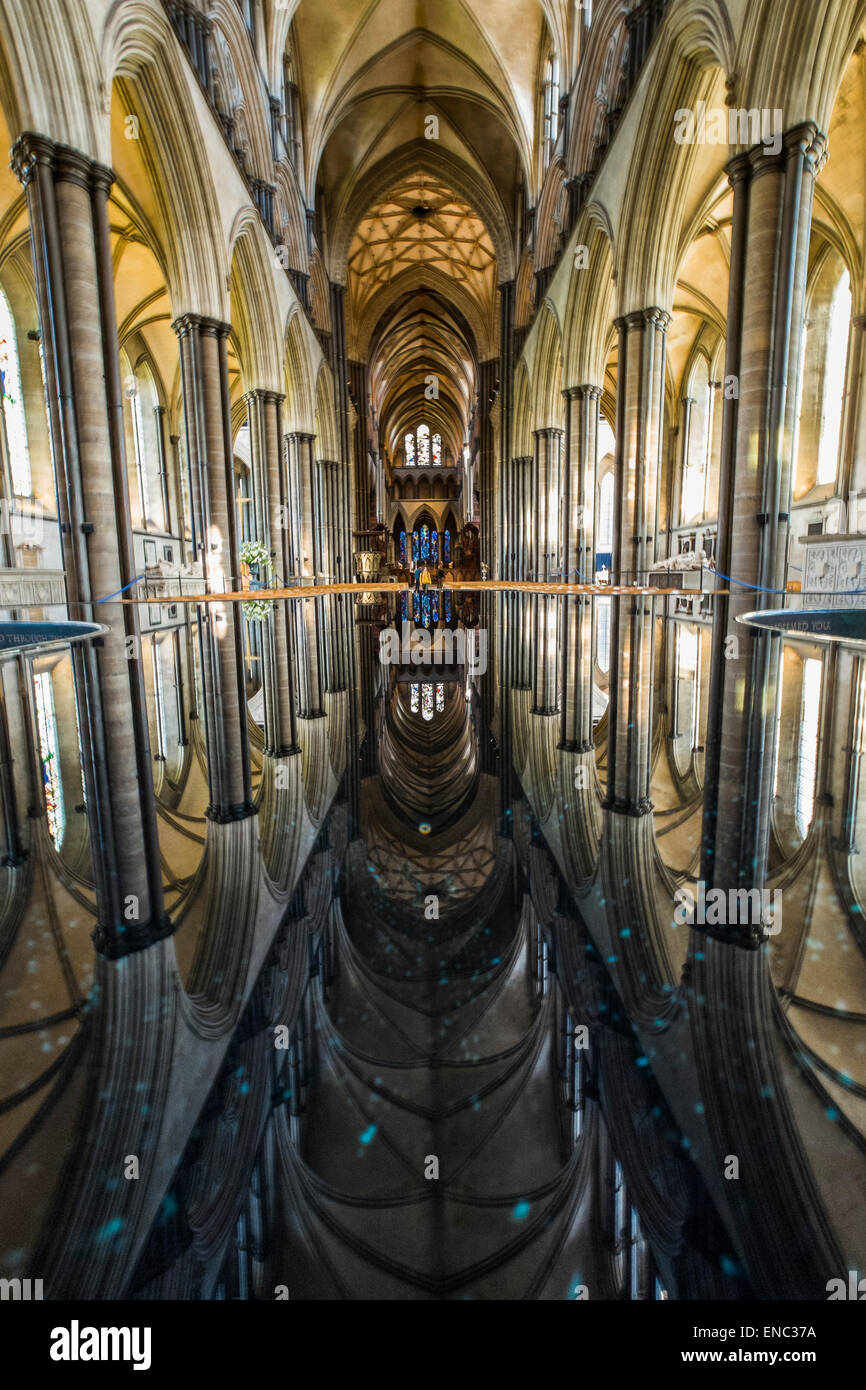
[399, 530, 407, 565]
[421, 592, 431, 628]
[431, 530, 439, 564]
[420, 525, 430, 561]
[443, 530, 451, 564]
[444, 589, 452, 622]
[412, 530, 420, 563]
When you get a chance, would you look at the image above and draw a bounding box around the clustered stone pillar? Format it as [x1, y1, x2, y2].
[701, 124, 826, 912]
[13, 133, 169, 955]
[174, 314, 254, 821]
[560, 386, 600, 751]
[285, 432, 325, 719]
[246, 389, 299, 757]
[605, 307, 670, 815]
[531, 427, 563, 715]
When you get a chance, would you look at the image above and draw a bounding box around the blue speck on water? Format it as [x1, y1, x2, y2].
[96, 1218, 124, 1243]
[512, 1201, 530, 1221]
[360, 1124, 377, 1145]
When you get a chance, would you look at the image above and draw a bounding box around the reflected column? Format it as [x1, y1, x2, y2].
[174, 314, 254, 820]
[561, 386, 600, 751]
[701, 125, 825, 907]
[605, 308, 669, 815]
[14, 133, 169, 954]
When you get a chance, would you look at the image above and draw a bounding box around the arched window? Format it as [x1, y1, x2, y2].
[443, 529, 452, 565]
[282, 50, 301, 169]
[404, 432, 416, 465]
[431, 589, 439, 623]
[431, 529, 439, 565]
[421, 591, 432, 628]
[421, 682, 434, 720]
[543, 53, 560, 167]
[432, 433, 441, 465]
[126, 361, 167, 530]
[597, 471, 614, 566]
[0, 287, 32, 496]
[435, 683, 445, 713]
[417, 423, 430, 466]
[443, 589, 452, 622]
[399, 530, 407, 565]
[596, 597, 611, 673]
[682, 357, 712, 523]
[412, 530, 420, 563]
[817, 268, 851, 485]
[795, 658, 822, 837]
[420, 524, 430, 561]
[33, 670, 64, 847]
[410, 683, 420, 714]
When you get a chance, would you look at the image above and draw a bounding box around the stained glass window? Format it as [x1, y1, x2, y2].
[443, 530, 451, 565]
[444, 589, 452, 622]
[432, 433, 441, 465]
[412, 592, 421, 624]
[34, 671, 64, 846]
[431, 590, 439, 623]
[435, 683, 445, 713]
[421, 592, 431, 628]
[431, 530, 439, 564]
[404, 432, 415, 465]
[410, 683, 420, 713]
[399, 530, 407, 565]
[401, 591, 408, 620]
[422, 683, 434, 721]
[420, 524, 430, 561]
[417, 423, 430, 466]
[412, 530, 420, 563]
[0, 287, 32, 496]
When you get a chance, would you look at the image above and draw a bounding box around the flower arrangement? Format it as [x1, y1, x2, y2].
[239, 539, 272, 571]
[242, 597, 274, 621]
[239, 541, 274, 620]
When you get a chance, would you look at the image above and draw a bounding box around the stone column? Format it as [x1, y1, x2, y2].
[246, 389, 298, 756]
[561, 387, 600, 751]
[497, 280, 515, 579]
[13, 133, 169, 955]
[700, 125, 825, 924]
[605, 308, 670, 815]
[531, 428, 563, 715]
[286, 432, 325, 719]
[174, 314, 254, 820]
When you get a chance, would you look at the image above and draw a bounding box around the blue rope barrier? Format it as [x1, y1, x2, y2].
[94, 573, 148, 604]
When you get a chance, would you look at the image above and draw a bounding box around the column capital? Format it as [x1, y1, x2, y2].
[737, 120, 827, 183]
[286, 430, 316, 443]
[615, 307, 671, 333]
[532, 426, 565, 441]
[564, 384, 603, 401]
[244, 388, 286, 405]
[92, 910, 175, 961]
[10, 131, 114, 193]
[172, 312, 231, 339]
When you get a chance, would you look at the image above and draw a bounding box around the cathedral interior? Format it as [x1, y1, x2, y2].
[0, 0, 865, 1307]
